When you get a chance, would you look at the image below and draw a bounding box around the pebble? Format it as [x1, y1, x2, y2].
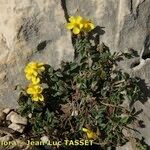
[3, 108, 12, 115]
[40, 136, 49, 143]
[8, 123, 25, 133]
[6, 111, 27, 125]
[0, 135, 12, 142]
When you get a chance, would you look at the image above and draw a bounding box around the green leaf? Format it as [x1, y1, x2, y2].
[55, 71, 63, 77]
[51, 75, 58, 82]
[120, 116, 129, 124]
[70, 62, 78, 71]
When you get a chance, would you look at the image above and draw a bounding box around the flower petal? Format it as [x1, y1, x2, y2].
[25, 74, 32, 80]
[37, 86, 43, 93]
[69, 16, 75, 23]
[87, 131, 97, 139]
[82, 128, 88, 132]
[27, 87, 35, 94]
[76, 16, 82, 23]
[39, 94, 44, 101]
[66, 23, 74, 29]
[32, 70, 38, 76]
[32, 77, 40, 84]
[73, 27, 80, 34]
[39, 66, 45, 71]
[79, 23, 83, 29]
[32, 95, 39, 101]
[89, 23, 95, 30]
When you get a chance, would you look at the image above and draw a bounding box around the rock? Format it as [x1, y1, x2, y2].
[3, 108, 13, 115]
[8, 123, 25, 133]
[15, 139, 29, 150]
[116, 141, 136, 150]
[6, 111, 27, 125]
[71, 110, 78, 117]
[40, 136, 49, 143]
[40, 135, 52, 149]
[132, 100, 150, 145]
[131, 60, 150, 145]
[0, 0, 74, 108]
[66, 0, 149, 53]
[28, 113, 32, 119]
[0, 0, 148, 109]
[0, 135, 12, 142]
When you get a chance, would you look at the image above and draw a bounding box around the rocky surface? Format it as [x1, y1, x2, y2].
[0, 108, 31, 149]
[0, 0, 149, 148]
[6, 111, 27, 125]
[0, 0, 74, 107]
[0, 0, 149, 107]
[66, 0, 149, 53]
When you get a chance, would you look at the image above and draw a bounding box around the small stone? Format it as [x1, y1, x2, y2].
[71, 110, 78, 117]
[40, 136, 49, 143]
[6, 111, 27, 125]
[3, 108, 13, 115]
[6, 111, 16, 120]
[28, 113, 32, 118]
[8, 123, 25, 133]
[116, 141, 137, 150]
[15, 139, 29, 149]
[0, 135, 12, 142]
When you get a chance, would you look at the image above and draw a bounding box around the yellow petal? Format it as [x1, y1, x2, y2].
[32, 95, 39, 101]
[76, 16, 83, 23]
[27, 87, 35, 94]
[82, 128, 88, 132]
[39, 66, 45, 71]
[37, 86, 43, 93]
[69, 16, 75, 23]
[89, 23, 95, 30]
[66, 23, 74, 29]
[79, 23, 83, 29]
[24, 67, 29, 73]
[26, 88, 32, 94]
[38, 63, 44, 66]
[32, 94, 44, 102]
[82, 128, 97, 139]
[32, 77, 40, 84]
[87, 131, 97, 139]
[73, 27, 80, 35]
[39, 94, 44, 101]
[32, 70, 38, 76]
[25, 74, 32, 80]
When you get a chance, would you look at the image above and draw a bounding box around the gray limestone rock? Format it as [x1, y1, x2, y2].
[6, 111, 27, 125]
[8, 123, 25, 133]
[0, 0, 74, 108]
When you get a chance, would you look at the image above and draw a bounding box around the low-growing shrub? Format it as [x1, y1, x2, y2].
[17, 16, 143, 149]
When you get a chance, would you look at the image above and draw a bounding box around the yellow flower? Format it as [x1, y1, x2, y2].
[31, 76, 40, 85]
[25, 62, 45, 74]
[32, 94, 44, 102]
[66, 16, 95, 34]
[24, 61, 45, 83]
[27, 83, 44, 102]
[27, 83, 42, 94]
[82, 19, 95, 32]
[66, 16, 83, 34]
[82, 128, 97, 139]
